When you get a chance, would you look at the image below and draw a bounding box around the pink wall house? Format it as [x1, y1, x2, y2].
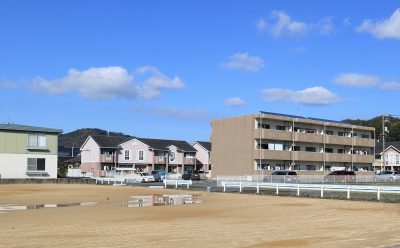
[193, 141, 212, 174]
[80, 135, 131, 177]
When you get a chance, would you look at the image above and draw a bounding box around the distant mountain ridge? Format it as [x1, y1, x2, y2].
[58, 128, 131, 147]
[344, 115, 400, 142]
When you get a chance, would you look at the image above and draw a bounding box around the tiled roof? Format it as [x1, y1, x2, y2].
[0, 124, 63, 134]
[196, 141, 211, 151]
[91, 135, 132, 148]
[137, 138, 197, 152]
[376, 141, 400, 154]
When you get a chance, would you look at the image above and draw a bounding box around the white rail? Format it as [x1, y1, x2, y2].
[163, 179, 192, 189]
[95, 177, 125, 185]
[221, 181, 400, 200]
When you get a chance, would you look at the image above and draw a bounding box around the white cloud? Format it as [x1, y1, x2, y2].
[262, 86, 340, 106]
[318, 17, 334, 35]
[133, 105, 216, 122]
[270, 11, 308, 37]
[357, 8, 400, 39]
[224, 97, 245, 107]
[256, 18, 266, 31]
[30, 66, 184, 100]
[1, 81, 19, 90]
[221, 52, 264, 72]
[333, 73, 380, 87]
[343, 17, 351, 26]
[380, 81, 400, 91]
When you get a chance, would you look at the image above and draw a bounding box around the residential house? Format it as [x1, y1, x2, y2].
[118, 138, 197, 173]
[0, 124, 62, 179]
[193, 141, 212, 174]
[211, 112, 375, 177]
[374, 141, 400, 171]
[80, 135, 131, 177]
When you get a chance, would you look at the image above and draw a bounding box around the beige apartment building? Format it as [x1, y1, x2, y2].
[211, 112, 375, 176]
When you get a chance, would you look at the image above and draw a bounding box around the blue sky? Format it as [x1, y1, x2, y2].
[1, 1, 400, 141]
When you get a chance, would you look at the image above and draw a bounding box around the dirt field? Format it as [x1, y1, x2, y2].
[0, 184, 400, 248]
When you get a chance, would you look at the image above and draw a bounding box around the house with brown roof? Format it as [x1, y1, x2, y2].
[80, 135, 131, 177]
[193, 141, 212, 175]
[118, 138, 197, 173]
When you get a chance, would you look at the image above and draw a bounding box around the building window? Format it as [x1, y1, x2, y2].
[138, 150, 144, 161]
[338, 132, 345, 136]
[27, 158, 45, 171]
[124, 150, 130, 160]
[27, 133, 47, 147]
[326, 131, 334, 135]
[292, 145, 301, 151]
[104, 151, 112, 161]
[258, 123, 270, 129]
[305, 147, 316, 152]
[325, 148, 333, 153]
[397, 155, 399, 165]
[338, 149, 345, 154]
[169, 152, 175, 161]
[305, 129, 316, 134]
[268, 143, 283, 151]
[306, 165, 315, 170]
[276, 125, 286, 131]
[361, 134, 370, 139]
[256, 164, 270, 170]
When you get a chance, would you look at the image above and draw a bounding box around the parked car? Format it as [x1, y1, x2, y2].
[136, 172, 155, 183]
[264, 171, 299, 183]
[374, 171, 400, 182]
[324, 170, 356, 183]
[151, 170, 166, 182]
[182, 170, 201, 180]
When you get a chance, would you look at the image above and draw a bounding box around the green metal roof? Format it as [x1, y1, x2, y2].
[0, 124, 63, 134]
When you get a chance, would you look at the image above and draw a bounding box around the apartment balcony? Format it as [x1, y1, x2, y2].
[353, 154, 374, 164]
[254, 150, 291, 161]
[325, 153, 352, 163]
[184, 157, 195, 165]
[293, 132, 323, 143]
[353, 138, 375, 147]
[255, 129, 292, 141]
[293, 151, 323, 162]
[153, 156, 166, 164]
[100, 154, 115, 163]
[325, 135, 353, 146]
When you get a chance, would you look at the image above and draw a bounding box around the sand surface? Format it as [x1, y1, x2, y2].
[0, 184, 400, 247]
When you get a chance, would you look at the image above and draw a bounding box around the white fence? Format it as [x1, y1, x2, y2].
[215, 175, 400, 186]
[221, 181, 400, 200]
[163, 179, 192, 189]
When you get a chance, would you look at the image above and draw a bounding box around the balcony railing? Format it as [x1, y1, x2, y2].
[100, 154, 115, 163]
[154, 156, 166, 164]
[184, 157, 195, 165]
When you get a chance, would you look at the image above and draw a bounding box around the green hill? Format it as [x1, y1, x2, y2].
[58, 128, 131, 147]
[344, 115, 400, 141]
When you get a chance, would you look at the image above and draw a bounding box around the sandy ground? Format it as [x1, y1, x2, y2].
[0, 184, 400, 248]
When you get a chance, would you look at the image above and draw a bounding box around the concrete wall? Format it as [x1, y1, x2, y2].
[211, 115, 255, 177]
[0, 153, 57, 179]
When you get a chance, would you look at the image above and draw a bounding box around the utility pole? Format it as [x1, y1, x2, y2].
[381, 114, 389, 171]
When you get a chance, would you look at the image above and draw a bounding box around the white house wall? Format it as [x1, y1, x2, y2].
[0, 154, 57, 179]
[81, 137, 100, 163]
[119, 139, 153, 164]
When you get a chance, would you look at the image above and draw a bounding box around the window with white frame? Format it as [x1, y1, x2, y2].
[138, 150, 144, 161]
[27, 133, 47, 147]
[27, 158, 46, 171]
[124, 150, 130, 160]
[397, 155, 399, 165]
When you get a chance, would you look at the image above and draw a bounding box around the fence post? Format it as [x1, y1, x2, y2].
[256, 183, 260, 194]
[175, 180, 178, 188]
[276, 185, 279, 195]
[187, 181, 190, 189]
[239, 182, 242, 193]
[164, 180, 167, 189]
[297, 185, 300, 196]
[377, 187, 381, 201]
[347, 187, 350, 199]
[320, 186, 324, 198]
[223, 182, 226, 192]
